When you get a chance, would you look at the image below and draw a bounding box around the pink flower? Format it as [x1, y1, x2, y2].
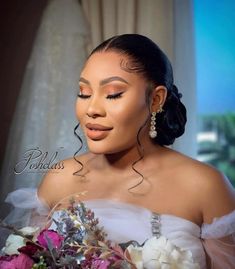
[81, 252, 123, 269]
[37, 229, 64, 249]
[91, 257, 111, 269]
[0, 253, 34, 269]
[81, 255, 111, 269]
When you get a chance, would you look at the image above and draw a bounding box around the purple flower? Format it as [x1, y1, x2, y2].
[91, 258, 111, 269]
[37, 229, 64, 249]
[80, 253, 123, 269]
[81, 254, 111, 269]
[0, 253, 34, 269]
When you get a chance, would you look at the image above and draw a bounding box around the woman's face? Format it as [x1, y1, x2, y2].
[76, 51, 150, 154]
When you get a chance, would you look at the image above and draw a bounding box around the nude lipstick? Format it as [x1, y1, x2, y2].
[85, 123, 113, 140]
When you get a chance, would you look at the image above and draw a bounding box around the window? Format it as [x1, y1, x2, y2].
[194, 0, 235, 186]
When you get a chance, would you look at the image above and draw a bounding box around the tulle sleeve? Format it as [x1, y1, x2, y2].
[201, 210, 235, 269]
[1, 188, 49, 229]
[0, 188, 50, 247]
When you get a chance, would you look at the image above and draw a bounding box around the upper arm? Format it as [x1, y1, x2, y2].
[199, 166, 235, 223]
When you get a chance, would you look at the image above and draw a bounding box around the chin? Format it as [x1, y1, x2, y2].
[86, 140, 108, 154]
[87, 145, 117, 155]
[87, 139, 135, 155]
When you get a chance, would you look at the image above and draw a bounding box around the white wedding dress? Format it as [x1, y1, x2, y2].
[2, 188, 235, 269]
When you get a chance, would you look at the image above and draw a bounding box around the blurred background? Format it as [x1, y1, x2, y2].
[0, 0, 234, 218]
[194, 0, 235, 187]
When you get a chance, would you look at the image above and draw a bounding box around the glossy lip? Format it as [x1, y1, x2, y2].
[85, 123, 113, 131]
[85, 123, 113, 140]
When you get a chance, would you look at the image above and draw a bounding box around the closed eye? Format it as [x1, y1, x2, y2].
[77, 93, 91, 99]
[106, 92, 124, 99]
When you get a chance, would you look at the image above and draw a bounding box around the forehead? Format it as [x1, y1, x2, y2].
[81, 51, 141, 80]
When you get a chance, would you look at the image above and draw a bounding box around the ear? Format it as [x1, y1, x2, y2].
[150, 86, 167, 112]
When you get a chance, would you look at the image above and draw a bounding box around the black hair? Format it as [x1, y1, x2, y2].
[89, 34, 187, 146]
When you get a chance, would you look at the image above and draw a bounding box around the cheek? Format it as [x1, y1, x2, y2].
[109, 97, 148, 131]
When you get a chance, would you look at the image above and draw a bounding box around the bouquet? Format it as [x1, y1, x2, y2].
[0, 197, 200, 269]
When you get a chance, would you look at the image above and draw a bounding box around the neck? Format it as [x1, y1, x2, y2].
[105, 146, 143, 169]
[98, 136, 162, 172]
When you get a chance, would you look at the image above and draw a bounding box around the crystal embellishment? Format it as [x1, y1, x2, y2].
[151, 212, 161, 238]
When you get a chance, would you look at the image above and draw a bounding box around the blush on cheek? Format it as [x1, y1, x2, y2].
[121, 106, 149, 130]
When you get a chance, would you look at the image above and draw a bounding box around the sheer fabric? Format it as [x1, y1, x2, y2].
[201, 212, 235, 268]
[0, 0, 89, 211]
[2, 188, 235, 269]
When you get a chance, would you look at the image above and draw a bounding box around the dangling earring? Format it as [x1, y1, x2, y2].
[158, 106, 164, 113]
[149, 106, 163, 139]
[149, 111, 157, 138]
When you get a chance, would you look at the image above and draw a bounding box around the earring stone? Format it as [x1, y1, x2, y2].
[158, 106, 164, 113]
[149, 112, 157, 138]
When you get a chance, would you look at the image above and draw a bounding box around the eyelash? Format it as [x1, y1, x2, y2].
[107, 92, 123, 99]
[77, 92, 124, 100]
[77, 94, 90, 99]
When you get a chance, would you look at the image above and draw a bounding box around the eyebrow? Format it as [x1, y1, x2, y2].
[79, 76, 129, 86]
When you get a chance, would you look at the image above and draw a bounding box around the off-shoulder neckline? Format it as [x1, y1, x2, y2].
[34, 189, 235, 231]
[82, 198, 201, 229]
[83, 198, 235, 228]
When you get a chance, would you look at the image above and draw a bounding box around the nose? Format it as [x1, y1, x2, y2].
[86, 95, 106, 118]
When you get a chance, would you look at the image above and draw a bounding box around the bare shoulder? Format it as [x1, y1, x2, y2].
[37, 152, 93, 208]
[168, 149, 235, 223]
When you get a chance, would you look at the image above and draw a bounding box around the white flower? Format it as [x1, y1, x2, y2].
[142, 236, 170, 269]
[128, 236, 200, 269]
[19, 226, 39, 236]
[127, 245, 144, 269]
[2, 234, 25, 255]
[2, 226, 39, 255]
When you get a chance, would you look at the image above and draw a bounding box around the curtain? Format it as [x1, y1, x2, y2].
[81, 0, 174, 61]
[172, 0, 197, 157]
[0, 0, 48, 168]
[0, 0, 89, 217]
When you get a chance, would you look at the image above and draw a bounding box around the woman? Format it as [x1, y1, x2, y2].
[5, 34, 235, 268]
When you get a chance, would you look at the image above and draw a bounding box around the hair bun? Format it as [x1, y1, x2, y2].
[172, 85, 182, 99]
[154, 86, 187, 145]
